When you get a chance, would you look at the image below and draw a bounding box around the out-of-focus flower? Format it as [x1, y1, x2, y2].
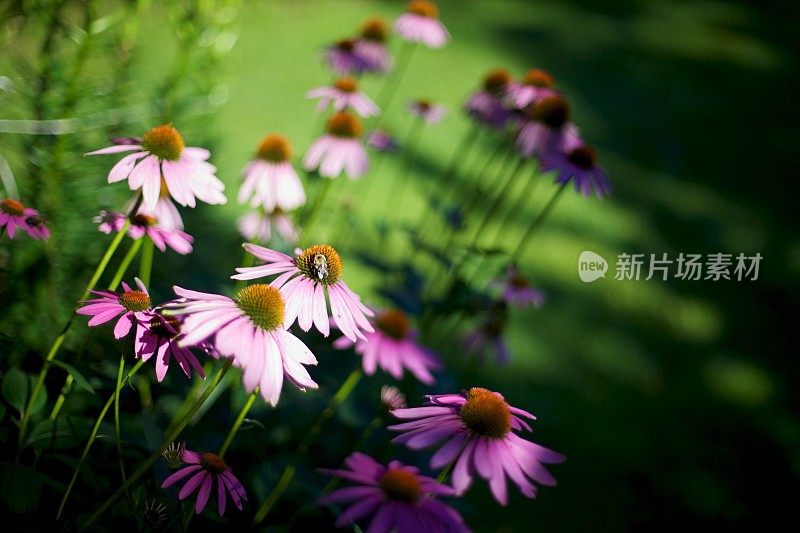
[506, 68, 556, 109]
[465, 68, 514, 129]
[232, 244, 374, 342]
[303, 112, 368, 179]
[367, 129, 399, 152]
[239, 134, 306, 211]
[0, 197, 50, 240]
[162, 441, 187, 469]
[355, 17, 393, 73]
[76, 278, 151, 339]
[492, 265, 545, 309]
[318, 453, 468, 532]
[238, 209, 298, 244]
[94, 210, 194, 255]
[325, 39, 371, 75]
[381, 385, 407, 411]
[394, 1, 449, 49]
[306, 78, 380, 118]
[142, 500, 168, 530]
[408, 99, 447, 124]
[390, 388, 565, 505]
[333, 309, 442, 384]
[515, 94, 579, 158]
[542, 142, 611, 198]
[169, 284, 317, 406]
[135, 311, 206, 382]
[462, 305, 510, 364]
[161, 448, 247, 515]
[86, 124, 226, 211]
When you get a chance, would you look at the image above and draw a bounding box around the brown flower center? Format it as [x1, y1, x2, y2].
[25, 214, 45, 228]
[408, 0, 439, 18]
[132, 213, 157, 227]
[523, 68, 554, 88]
[509, 271, 529, 288]
[235, 284, 285, 331]
[200, 452, 228, 475]
[334, 77, 358, 93]
[257, 134, 292, 163]
[531, 95, 570, 129]
[567, 145, 597, 170]
[295, 244, 343, 285]
[119, 290, 152, 312]
[483, 68, 511, 95]
[379, 468, 421, 502]
[414, 99, 432, 112]
[1, 198, 24, 216]
[149, 314, 181, 338]
[376, 309, 411, 340]
[141, 124, 185, 161]
[326, 112, 363, 139]
[336, 39, 355, 52]
[360, 18, 388, 42]
[459, 387, 512, 438]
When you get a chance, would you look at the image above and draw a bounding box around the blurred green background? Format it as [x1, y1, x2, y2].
[2, 0, 799, 530]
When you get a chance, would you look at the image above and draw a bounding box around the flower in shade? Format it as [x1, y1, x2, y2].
[409, 99, 447, 125]
[303, 112, 368, 179]
[169, 284, 318, 406]
[318, 453, 468, 532]
[143, 499, 168, 530]
[542, 142, 611, 198]
[367, 129, 399, 152]
[394, 1, 449, 49]
[161, 448, 247, 515]
[381, 385, 407, 411]
[232, 244, 374, 342]
[86, 124, 226, 211]
[355, 18, 393, 73]
[333, 309, 441, 384]
[506, 68, 556, 109]
[515, 94, 579, 158]
[390, 388, 566, 505]
[94, 210, 194, 255]
[465, 68, 514, 129]
[325, 39, 371, 75]
[238, 209, 298, 244]
[135, 311, 206, 382]
[306, 78, 380, 118]
[0, 198, 50, 240]
[239, 134, 306, 211]
[162, 441, 187, 469]
[462, 302, 510, 364]
[492, 265, 545, 309]
[77, 278, 152, 339]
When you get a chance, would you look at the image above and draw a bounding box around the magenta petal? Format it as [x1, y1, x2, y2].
[195, 474, 213, 513]
[161, 465, 202, 488]
[178, 470, 208, 500]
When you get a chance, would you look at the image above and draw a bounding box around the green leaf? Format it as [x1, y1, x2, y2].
[2, 367, 28, 413]
[49, 360, 95, 394]
[0, 462, 43, 513]
[25, 416, 92, 450]
[28, 375, 47, 415]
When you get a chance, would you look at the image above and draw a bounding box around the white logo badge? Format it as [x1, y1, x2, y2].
[578, 251, 608, 282]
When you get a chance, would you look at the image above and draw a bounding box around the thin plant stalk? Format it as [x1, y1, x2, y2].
[114, 352, 134, 510]
[302, 177, 334, 241]
[373, 41, 416, 126]
[491, 165, 541, 242]
[108, 238, 143, 291]
[469, 157, 527, 247]
[511, 181, 569, 260]
[138, 236, 155, 287]
[218, 388, 259, 459]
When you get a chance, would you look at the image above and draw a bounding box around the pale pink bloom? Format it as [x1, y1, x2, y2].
[239, 134, 306, 211]
[86, 124, 226, 211]
[515, 94, 579, 158]
[76, 278, 152, 339]
[356, 18, 393, 73]
[367, 130, 399, 152]
[94, 211, 193, 255]
[231, 244, 374, 342]
[408, 99, 447, 125]
[381, 385, 407, 411]
[306, 78, 380, 118]
[465, 68, 513, 129]
[505, 68, 557, 109]
[170, 284, 318, 406]
[333, 309, 441, 384]
[390, 388, 566, 505]
[542, 142, 611, 198]
[125, 195, 184, 231]
[161, 448, 247, 515]
[303, 112, 368, 179]
[134, 311, 206, 382]
[0, 198, 50, 240]
[394, 1, 449, 48]
[491, 266, 545, 309]
[325, 39, 370, 75]
[237, 210, 298, 244]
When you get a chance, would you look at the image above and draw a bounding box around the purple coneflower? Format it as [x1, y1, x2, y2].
[94, 211, 193, 255]
[355, 18, 393, 73]
[135, 311, 206, 382]
[239, 134, 305, 212]
[0, 198, 50, 240]
[318, 453, 467, 532]
[333, 309, 441, 384]
[506, 68, 556, 109]
[232, 244, 374, 342]
[390, 388, 565, 505]
[306, 78, 380, 118]
[86, 124, 226, 211]
[169, 284, 318, 406]
[325, 39, 370, 75]
[492, 266, 545, 309]
[237, 209, 298, 244]
[409, 99, 447, 125]
[303, 112, 368, 179]
[77, 278, 152, 339]
[161, 448, 247, 515]
[381, 385, 407, 411]
[462, 310, 510, 365]
[542, 142, 611, 198]
[367, 129, 399, 152]
[465, 68, 514, 129]
[515, 94, 579, 158]
[394, 1, 449, 49]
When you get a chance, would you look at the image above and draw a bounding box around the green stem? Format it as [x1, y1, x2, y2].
[49, 375, 74, 421]
[302, 178, 333, 241]
[253, 368, 363, 524]
[491, 165, 541, 243]
[138, 237, 154, 288]
[114, 352, 133, 510]
[372, 41, 416, 127]
[80, 358, 234, 529]
[56, 359, 145, 519]
[19, 220, 131, 450]
[108, 238, 143, 291]
[469, 157, 526, 247]
[218, 389, 259, 459]
[511, 181, 569, 260]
